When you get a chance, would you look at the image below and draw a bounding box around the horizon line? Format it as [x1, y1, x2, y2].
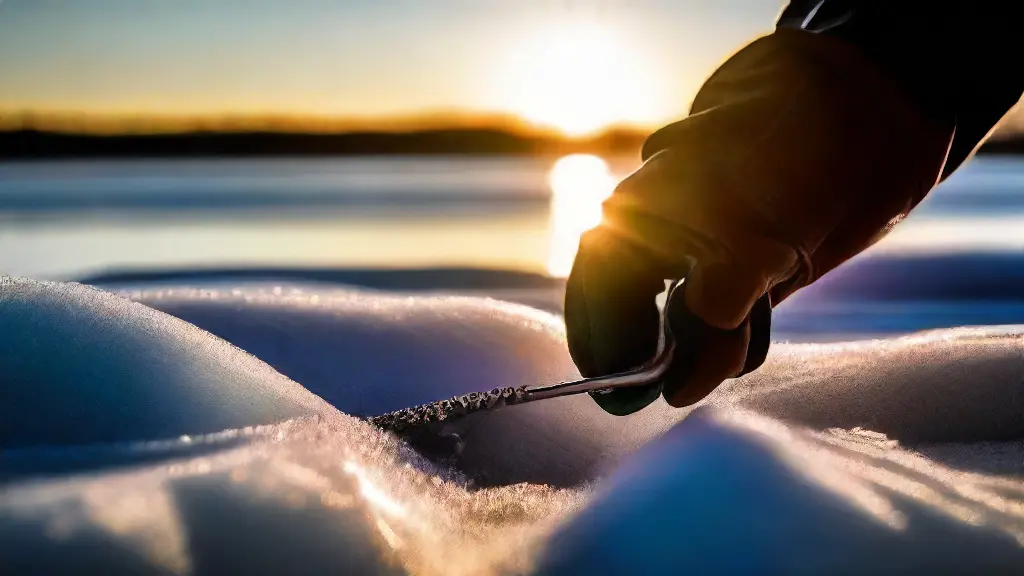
[0, 108, 662, 138]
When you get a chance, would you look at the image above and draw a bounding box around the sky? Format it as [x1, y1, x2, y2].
[0, 1, 786, 134]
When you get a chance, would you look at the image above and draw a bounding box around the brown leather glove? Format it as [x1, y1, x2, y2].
[565, 29, 955, 415]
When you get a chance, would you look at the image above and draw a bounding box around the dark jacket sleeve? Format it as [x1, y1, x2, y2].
[776, 0, 1024, 179]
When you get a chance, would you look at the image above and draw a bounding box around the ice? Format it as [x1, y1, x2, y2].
[1, 278, 1023, 573]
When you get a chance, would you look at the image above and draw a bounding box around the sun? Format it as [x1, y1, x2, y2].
[495, 23, 660, 137]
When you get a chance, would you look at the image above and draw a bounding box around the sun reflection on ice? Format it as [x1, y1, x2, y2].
[546, 154, 617, 277]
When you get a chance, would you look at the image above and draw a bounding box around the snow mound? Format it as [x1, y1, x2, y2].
[719, 327, 1024, 446]
[1, 414, 585, 576]
[1, 278, 1022, 574]
[538, 407, 1024, 574]
[0, 277, 334, 450]
[114, 283, 687, 487]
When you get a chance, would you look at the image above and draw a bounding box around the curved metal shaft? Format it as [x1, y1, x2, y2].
[522, 339, 675, 402]
[371, 280, 683, 435]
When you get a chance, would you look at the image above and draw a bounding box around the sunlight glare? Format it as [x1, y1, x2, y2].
[495, 23, 660, 136]
[547, 154, 617, 277]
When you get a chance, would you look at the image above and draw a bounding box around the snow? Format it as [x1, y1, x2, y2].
[1, 415, 586, 576]
[0, 278, 334, 450]
[1, 278, 1023, 574]
[537, 407, 1024, 574]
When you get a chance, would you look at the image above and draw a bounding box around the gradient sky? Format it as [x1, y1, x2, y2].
[0, 1, 785, 131]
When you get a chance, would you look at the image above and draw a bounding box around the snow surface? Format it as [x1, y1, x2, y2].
[1, 278, 1023, 574]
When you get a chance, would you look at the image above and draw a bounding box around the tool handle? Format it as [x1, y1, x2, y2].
[523, 279, 686, 402]
[660, 275, 774, 394]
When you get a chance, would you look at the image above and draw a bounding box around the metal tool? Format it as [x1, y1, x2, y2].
[370, 280, 683, 437]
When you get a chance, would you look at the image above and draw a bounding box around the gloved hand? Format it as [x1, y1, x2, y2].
[565, 29, 955, 415]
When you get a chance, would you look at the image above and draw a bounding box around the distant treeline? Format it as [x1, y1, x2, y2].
[3, 128, 1022, 159]
[0, 128, 649, 159]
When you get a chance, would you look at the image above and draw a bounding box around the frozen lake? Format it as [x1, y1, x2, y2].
[4, 154, 1024, 340]
[2, 155, 1024, 277]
